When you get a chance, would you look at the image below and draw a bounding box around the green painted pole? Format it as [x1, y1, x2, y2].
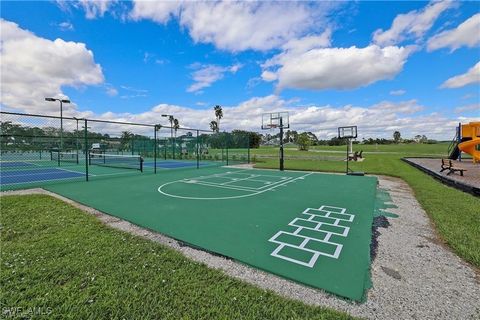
[84, 119, 89, 181]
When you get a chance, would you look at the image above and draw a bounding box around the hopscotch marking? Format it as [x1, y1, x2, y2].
[269, 206, 355, 268]
[158, 171, 313, 200]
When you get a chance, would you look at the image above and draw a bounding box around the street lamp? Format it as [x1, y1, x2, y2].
[162, 114, 175, 159]
[45, 97, 70, 150]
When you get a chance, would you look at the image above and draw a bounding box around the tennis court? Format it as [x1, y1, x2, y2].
[43, 166, 378, 301]
[0, 156, 220, 190]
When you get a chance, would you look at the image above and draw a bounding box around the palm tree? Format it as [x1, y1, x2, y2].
[214, 105, 223, 132]
[210, 120, 218, 133]
[120, 131, 133, 151]
[172, 118, 180, 159]
[173, 118, 179, 136]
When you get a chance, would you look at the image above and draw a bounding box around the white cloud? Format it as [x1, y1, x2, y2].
[390, 89, 406, 96]
[427, 13, 480, 51]
[56, 0, 119, 19]
[454, 104, 480, 114]
[105, 86, 118, 97]
[58, 21, 74, 31]
[276, 29, 332, 55]
[79, 0, 115, 19]
[117, 85, 148, 99]
[187, 63, 242, 93]
[263, 45, 414, 91]
[0, 19, 104, 113]
[440, 62, 480, 89]
[120, 85, 148, 93]
[261, 71, 277, 82]
[372, 0, 454, 46]
[130, 1, 338, 52]
[461, 93, 476, 100]
[4, 91, 467, 140]
[130, 0, 182, 23]
[110, 97, 461, 140]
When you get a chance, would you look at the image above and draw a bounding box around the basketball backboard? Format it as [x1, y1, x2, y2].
[338, 126, 357, 139]
[261, 112, 290, 130]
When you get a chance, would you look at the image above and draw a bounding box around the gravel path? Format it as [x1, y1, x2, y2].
[3, 175, 479, 320]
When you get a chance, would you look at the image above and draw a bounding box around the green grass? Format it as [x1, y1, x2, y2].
[254, 144, 480, 268]
[0, 194, 354, 320]
[309, 142, 450, 155]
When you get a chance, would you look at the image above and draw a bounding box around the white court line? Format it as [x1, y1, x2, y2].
[0, 173, 87, 186]
[224, 171, 290, 179]
[0, 169, 87, 179]
[91, 171, 141, 178]
[223, 177, 294, 190]
[158, 172, 314, 200]
[220, 175, 259, 185]
[186, 181, 259, 193]
[188, 180, 258, 192]
[197, 175, 293, 190]
[58, 167, 97, 176]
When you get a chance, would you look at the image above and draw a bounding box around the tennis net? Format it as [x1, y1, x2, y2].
[88, 152, 143, 172]
[51, 151, 79, 164]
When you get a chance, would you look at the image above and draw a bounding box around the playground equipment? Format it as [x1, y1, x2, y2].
[262, 112, 290, 171]
[448, 122, 480, 163]
[338, 126, 364, 176]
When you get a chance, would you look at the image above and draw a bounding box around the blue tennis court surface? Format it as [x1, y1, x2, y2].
[0, 168, 85, 185]
[0, 161, 37, 168]
[1, 158, 220, 190]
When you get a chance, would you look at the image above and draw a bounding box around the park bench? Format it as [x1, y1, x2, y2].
[440, 159, 467, 176]
[348, 151, 359, 161]
[348, 150, 364, 161]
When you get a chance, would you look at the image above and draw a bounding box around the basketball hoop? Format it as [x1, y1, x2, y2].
[261, 112, 290, 130]
[337, 125, 364, 176]
[261, 112, 289, 171]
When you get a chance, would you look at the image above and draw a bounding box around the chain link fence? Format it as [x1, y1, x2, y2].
[0, 112, 250, 190]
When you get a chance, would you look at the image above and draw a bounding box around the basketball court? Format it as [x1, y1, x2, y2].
[1, 111, 378, 301]
[44, 166, 378, 301]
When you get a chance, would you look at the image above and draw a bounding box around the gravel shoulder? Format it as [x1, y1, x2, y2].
[3, 175, 479, 320]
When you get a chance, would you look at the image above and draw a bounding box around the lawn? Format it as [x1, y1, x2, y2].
[1, 142, 478, 319]
[253, 143, 480, 268]
[0, 194, 354, 320]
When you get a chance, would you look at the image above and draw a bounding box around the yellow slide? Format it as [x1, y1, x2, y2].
[459, 122, 480, 163]
[459, 138, 480, 163]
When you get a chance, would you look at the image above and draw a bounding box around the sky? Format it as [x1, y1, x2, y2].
[0, 0, 479, 140]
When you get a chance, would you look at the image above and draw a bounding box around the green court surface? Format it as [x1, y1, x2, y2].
[45, 167, 378, 301]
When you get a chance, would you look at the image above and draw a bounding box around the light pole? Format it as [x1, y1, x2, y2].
[162, 114, 174, 159]
[45, 97, 70, 150]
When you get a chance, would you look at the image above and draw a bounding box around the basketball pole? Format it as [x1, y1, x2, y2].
[279, 117, 284, 171]
[346, 138, 349, 174]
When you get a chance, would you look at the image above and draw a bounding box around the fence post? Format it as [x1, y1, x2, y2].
[154, 125, 157, 174]
[226, 134, 229, 166]
[84, 119, 89, 181]
[164, 138, 167, 160]
[247, 134, 250, 164]
[196, 130, 200, 169]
